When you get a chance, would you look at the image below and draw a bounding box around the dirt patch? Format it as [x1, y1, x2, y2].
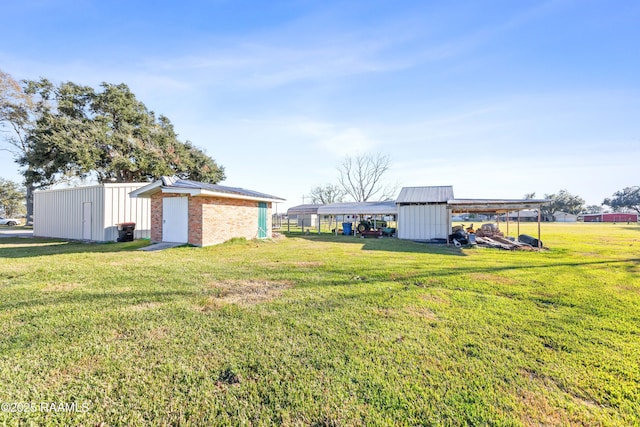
[146, 326, 169, 340]
[290, 261, 324, 267]
[42, 282, 84, 292]
[49, 355, 102, 381]
[200, 280, 293, 309]
[518, 368, 604, 425]
[420, 292, 450, 305]
[404, 306, 438, 320]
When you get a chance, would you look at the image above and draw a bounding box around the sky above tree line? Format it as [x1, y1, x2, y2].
[1, 0, 638, 209]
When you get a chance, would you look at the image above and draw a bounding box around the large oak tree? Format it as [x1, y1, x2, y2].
[1, 71, 225, 220]
[20, 79, 225, 186]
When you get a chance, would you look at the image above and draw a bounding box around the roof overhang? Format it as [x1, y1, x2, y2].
[447, 199, 549, 213]
[161, 187, 284, 203]
[287, 204, 322, 216]
[129, 181, 163, 198]
[130, 179, 285, 203]
[317, 201, 397, 216]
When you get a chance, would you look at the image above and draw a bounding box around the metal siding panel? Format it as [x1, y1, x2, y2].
[32, 184, 151, 242]
[402, 206, 410, 239]
[102, 184, 151, 241]
[428, 205, 435, 240]
[34, 186, 100, 240]
[398, 206, 407, 239]
[419, 205, 426, 239]
[397, 204, 449, 240]
[94, 186, 105, 241]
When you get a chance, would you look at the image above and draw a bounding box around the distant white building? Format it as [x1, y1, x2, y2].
[553, 211, 578, 222]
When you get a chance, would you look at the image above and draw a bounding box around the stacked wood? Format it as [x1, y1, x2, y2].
[475, 236, 537, 251]
[475, 223, 504, 238]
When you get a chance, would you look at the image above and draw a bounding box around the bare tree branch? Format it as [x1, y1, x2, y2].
[337, 152, 396, 202]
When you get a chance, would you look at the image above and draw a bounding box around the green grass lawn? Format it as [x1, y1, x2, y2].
[0, 223, 638, 426]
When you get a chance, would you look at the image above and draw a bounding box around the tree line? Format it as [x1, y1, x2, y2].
[1, 69, 224, 222]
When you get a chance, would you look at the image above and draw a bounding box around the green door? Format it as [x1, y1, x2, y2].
[258, 202, 268, 239]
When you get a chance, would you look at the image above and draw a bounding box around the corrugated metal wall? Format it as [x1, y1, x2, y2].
[103, 184, 151, 240]
[397, 204, 450, 241]
[34, 185, 105, 241]
[34, 184, 150, 241]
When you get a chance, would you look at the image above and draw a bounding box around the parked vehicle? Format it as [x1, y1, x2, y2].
[0, 217, 20, 226]
[356, 219, 388, 233]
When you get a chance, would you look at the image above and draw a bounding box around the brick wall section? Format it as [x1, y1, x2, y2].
[150, 192, 272, 246]
[150, 193, 163, 243]
[196, 196, 272, 246]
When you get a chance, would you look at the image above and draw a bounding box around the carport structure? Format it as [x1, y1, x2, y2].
[318, 201, 398, 234]
[318, 201, 398, 235]
[285, 204, 322, 233]
[447, 198, 549, 247]
[286, 201, 398, 235]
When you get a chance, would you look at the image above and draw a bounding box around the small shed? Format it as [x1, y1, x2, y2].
[130, 177, 285, 246]
[553, 211, 578, 222]
[396, 186, 454, 241]
[33, 183, 151, 242]
[287, 204, 322, 228]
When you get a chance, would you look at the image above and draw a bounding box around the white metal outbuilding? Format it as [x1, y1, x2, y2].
[34, 183, 151, 242]
[396, 186, 454, 241]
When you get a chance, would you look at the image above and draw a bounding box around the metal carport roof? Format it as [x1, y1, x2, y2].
[447, 199, 549, 212]
[286, 204, 321, 216]
[317, 201, 397, 215]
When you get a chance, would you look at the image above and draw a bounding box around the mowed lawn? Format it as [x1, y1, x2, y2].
[0, 223, 638, 426]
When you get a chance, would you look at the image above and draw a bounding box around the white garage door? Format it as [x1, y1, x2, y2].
[163, 197, 189, 243]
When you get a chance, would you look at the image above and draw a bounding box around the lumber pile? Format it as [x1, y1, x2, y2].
[475, 223, 504, 238]
[475, 236, 537, 251]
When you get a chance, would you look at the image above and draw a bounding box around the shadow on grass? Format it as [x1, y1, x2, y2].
[290, 233, 467, 256]
[0, 289, 196, 311]
[300, 257, 640, 289]
[622, 226, 640, 232]
[0, 237, 150, 258]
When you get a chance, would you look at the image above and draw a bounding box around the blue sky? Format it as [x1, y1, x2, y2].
[1, 0, 639, 209]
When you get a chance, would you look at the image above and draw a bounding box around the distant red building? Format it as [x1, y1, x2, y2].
[582, 213, 638, 223]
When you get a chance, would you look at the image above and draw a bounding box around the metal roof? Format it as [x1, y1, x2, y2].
[396, 186, 454, 204]
[130, 176, 285, 202]
[317, 201, 397, 215]
[170, 179, 285, 201]
[286, 204, 321, 216]
[499, 209, 540, 218]
[447, 199, 549, 212]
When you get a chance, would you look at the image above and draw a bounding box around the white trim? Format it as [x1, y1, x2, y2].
[129, 181, 163, 198]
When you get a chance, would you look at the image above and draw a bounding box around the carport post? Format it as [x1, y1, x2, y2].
[537, 209, 542, 248]
[517, 210, 521, 237]
[506, 210, 510, 236]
